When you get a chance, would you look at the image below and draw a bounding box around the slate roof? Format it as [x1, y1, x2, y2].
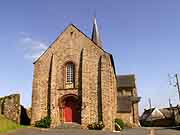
[140, 108, 155, 121]
[140, 107, 175, 121]
[159, 108, 173, 119]
[117, 74, 136, 88]
[92, 17, 102, 47]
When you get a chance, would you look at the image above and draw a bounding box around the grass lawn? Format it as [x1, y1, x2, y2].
[0, 115, 25, 133]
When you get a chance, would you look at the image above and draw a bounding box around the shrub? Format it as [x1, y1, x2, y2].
[35, 116, 51, 128]
[114, 118, 124, 130]
[87, 121, 105, 130]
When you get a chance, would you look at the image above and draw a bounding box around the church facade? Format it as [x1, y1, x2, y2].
[31, 18, 139, 131]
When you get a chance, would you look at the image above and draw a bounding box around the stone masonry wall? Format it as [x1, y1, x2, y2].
[31, 48, 52, 124]
[0, 94, 21, 123]
[101, 53, 117, 131]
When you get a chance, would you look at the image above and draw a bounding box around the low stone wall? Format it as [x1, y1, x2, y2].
[0, 94, 21, 123]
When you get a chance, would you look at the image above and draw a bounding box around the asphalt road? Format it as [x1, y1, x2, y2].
[3, 127, 180, 135]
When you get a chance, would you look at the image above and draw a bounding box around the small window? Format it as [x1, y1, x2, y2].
[66, 63, 74, 83]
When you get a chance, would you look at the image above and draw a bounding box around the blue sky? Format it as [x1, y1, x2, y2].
[1, 0, 180, 114]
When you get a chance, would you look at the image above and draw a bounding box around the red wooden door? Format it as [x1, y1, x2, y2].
[63, 98, 80, 123]
[64, 106, 72, 122]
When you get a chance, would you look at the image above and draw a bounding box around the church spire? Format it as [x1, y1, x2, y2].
[91, 17, 102, 48]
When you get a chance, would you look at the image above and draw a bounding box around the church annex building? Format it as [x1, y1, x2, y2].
[31, 18, 140, 131]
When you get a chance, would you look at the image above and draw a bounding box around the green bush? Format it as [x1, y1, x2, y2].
[35, 116, 51, 128]
[114, 118, 124, 130]
[87, 121, 105, 130]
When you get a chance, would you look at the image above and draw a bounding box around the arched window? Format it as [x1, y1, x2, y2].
[66, 63, 74, 83]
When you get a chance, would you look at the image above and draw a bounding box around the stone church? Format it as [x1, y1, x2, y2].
[31, 18, 140, 131]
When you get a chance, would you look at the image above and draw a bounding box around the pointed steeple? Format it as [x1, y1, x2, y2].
[91, 17, 102, 48]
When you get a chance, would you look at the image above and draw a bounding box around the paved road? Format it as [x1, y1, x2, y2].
[3, 127, 180, 135]
[122, 127, 180, 135]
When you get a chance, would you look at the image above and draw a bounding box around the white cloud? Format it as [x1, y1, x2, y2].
[22, 37, 32, 43]
[18, 34, 49, 61]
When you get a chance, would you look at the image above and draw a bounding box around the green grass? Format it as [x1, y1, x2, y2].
[0, 115, 24, 133]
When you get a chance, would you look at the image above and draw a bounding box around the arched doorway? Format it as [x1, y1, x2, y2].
[61, 95, 81, 123]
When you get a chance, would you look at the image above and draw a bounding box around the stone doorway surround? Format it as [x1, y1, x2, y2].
[59, 94, 81, 124]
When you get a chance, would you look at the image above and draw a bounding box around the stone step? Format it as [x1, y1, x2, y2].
[57, 122, 81, 129]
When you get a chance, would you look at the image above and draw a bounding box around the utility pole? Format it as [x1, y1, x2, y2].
[169, 98, 172, 108]
[168, 73, 180, 102]
[148, 98, 153, 126]
[148, 98, 152, 110]
[169, 98, 176, 126]
[175, 74, 180, 102]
